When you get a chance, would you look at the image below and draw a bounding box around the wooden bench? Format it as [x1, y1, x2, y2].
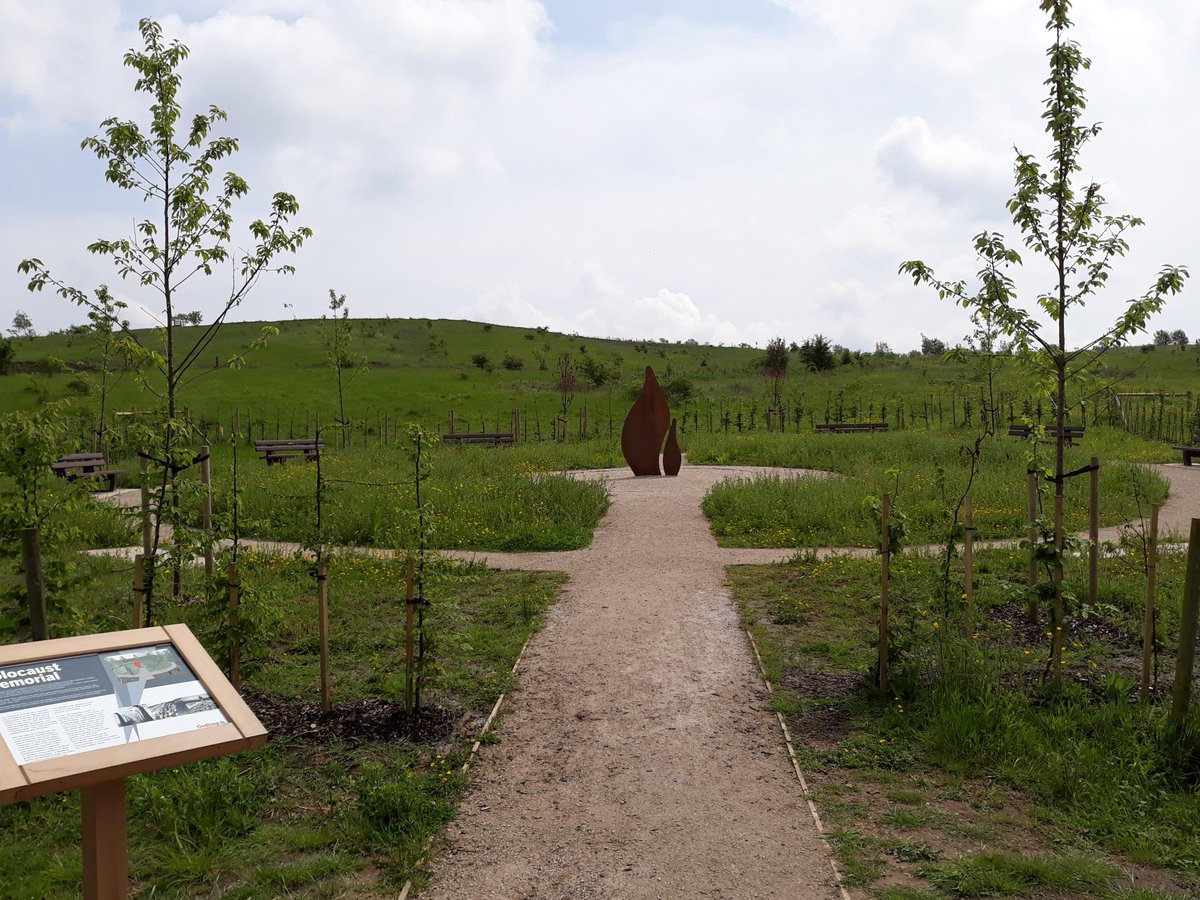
[441, 432, 516, 446]
[1008, 424, 1085, 445]
[1172, 428, 1200, 466]
[50, 453, 124, 491]
[254, 439, 324, 465]
[815, 422, 889, 434]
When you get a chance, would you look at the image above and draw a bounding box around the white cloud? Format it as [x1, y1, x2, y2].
[876, 116, 1009, 208]
[2, 0, 1196, 350]
[462, 263, 765, 346]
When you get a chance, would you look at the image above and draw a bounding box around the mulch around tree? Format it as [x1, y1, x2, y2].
[245, 691, 457, 745]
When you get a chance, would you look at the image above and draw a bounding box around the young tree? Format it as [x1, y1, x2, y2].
[797, 334, 835, 372]
[9, 311, 35, 340]
[84, 286, 129, 452]
[318, 289, 366, 447]
[760, 336, 789, 410]
[900, 0, 1187, 675]
[555, 352, 577, 416]
[20, 19, 311, 623]
[920, 334, 947, 356]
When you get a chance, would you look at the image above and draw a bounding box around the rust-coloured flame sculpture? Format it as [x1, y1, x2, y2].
[662, 418, 681, 476]
[621, 366, 671, 476]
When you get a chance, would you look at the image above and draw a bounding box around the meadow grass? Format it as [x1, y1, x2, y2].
[0, 551, 566, 895]
[727, 545, 1200, 897]
[696, 425, 1172, 547]
[184, 441, 612, 552]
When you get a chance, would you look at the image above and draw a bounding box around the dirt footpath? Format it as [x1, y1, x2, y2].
[425, 466, 842, 899]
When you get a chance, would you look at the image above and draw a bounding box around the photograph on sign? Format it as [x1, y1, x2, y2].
[0, 643, 229, 766]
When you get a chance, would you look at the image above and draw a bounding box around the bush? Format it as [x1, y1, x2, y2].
[501, 353, 524, 371]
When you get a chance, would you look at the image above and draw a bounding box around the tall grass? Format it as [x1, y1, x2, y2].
[697, 426, 1170, 547]
[199, 443, 611, 551]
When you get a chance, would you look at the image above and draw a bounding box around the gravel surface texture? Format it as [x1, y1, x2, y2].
[425, 465, 843, 899]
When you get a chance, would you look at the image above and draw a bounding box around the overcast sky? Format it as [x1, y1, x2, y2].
[1, 0, 1195, 351]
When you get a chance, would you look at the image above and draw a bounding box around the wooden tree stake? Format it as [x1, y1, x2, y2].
[21, 527, 48, 641]
[1170, 518, 1200, 725]
[201, 444, 213, 578]
[964, 494, 975, 620]
[139, 455, 152, 558]
[878, 494, 891, 693]
[405, 557, 415, 716]
[228, 562, 241, 691]
[317, 565, 331, 714]
[1051, 494, 1066, 678]
[1089, 456, 1100, 608]
[1026, 469, 1039, 623]
[132, 554, 145, 631]
[1140, 503, 1160, 702]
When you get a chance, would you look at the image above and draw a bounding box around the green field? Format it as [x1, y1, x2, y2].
[2, 318, 1197, 446]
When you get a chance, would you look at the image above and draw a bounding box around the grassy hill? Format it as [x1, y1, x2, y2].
[1, 317, 1197, 442]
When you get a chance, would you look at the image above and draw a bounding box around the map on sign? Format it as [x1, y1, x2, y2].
[0, 643, 228, 766]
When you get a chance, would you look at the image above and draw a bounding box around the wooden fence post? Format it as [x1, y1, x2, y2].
[131, 554, 144, 630]
[1170, 518, 1200, 726]
[228, 562, 241, 691]
[1140, 504, 1160, 702]
[1089, 456, 1100, 609]
[878, 494, 891, 693]
[21, 527, 48, 641]
[317, 565, 331, 714]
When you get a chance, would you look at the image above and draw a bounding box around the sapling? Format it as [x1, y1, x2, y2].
[20, 19, 310, 625]
[900, 0, 1188, 677]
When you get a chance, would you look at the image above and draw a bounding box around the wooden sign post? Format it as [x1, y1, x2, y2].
[0, 625, 267, 898]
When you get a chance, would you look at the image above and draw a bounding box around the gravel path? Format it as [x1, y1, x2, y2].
[423, 465, 842, 899]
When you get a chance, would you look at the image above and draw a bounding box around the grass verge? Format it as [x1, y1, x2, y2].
[0, 551, 565, 897]
[728, 543, 1200, 899]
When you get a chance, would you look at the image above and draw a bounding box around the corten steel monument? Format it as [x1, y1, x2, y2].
[621, 366, 678, 476]
[662, 419, 682, 476]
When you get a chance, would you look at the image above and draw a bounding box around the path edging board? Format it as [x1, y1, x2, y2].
[745, 627, 853, 900]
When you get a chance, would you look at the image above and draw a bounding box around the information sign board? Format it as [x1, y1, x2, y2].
[0, 624, 266, 805]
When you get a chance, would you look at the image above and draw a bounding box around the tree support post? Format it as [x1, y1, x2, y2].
[21, 527, 48, 641]
[405, 556, 415, 716]
[317, 565, 331, 714]
[1089, 456, 1100, 608]
[228, 562, 241, 691]
[1027, 470, 1039, 622]
[201, 445, 213, 578]
[1140, 504, 1160, 702]
[878, 494, 891, 693]
[964, 494, 975, 620]
[131, 555, 144, 631]
[1170, 518, 1200, 726]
